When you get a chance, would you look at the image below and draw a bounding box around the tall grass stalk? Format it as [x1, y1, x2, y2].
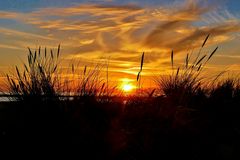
[6, 45, 61, 101]
[136, 52, 144, 92]
[156, 34, 218, 104]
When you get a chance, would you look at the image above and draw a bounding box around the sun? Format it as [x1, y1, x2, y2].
[122, 84, 134, 92]
[119, 78, 135, 93]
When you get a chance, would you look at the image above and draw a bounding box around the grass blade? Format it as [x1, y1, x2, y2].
[171, 50, 174, 70]
[185, 53, 189, 69]
[45, 47, 47, 58]
[57, 44, 60, 58]
[140, 52, 144, 71]
[51, 49, 54, 59]
[16, 66, 21, 78]
[197, 63, 202, 71]
[38, 46, 41, 56]
[196, 55, 206, 66]
[33, 50, 36, 63]
[207, 46, 218, 61]
[176, 67, 180, 76]
[149, 89, 156, 97]
[84, 66, 87, 75]
[137, 71, 141, 81]
[72, 64, 74, 73]
[202, 34, 210, 48]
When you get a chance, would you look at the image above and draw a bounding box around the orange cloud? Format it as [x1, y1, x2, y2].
[0, 11, 19, 19]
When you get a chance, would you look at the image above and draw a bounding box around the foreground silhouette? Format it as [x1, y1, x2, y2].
[0, 89, 240, 159]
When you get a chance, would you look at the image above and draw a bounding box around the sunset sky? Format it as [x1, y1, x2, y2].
[0, 0, 240, 88]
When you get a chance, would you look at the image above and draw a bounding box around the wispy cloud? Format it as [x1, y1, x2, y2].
[0, 11, 19, 19]
[0, 27, 55, 40]
[0, 44, 23, 50]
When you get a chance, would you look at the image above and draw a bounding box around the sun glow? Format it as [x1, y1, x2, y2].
[119, 78, 135, 93]
[122, 84, 135, 92]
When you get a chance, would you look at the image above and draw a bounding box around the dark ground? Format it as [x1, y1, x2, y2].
[0, 96, 240, 159]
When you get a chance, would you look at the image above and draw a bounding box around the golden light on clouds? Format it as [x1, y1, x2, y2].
[0, 0, 240, 88]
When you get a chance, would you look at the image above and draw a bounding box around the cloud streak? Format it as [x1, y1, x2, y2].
[0, 11, 19, 19]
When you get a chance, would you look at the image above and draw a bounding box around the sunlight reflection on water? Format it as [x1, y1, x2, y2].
[0, 97, 9, 102]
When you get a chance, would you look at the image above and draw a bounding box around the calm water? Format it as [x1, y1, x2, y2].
[0, 92, 11, 102]
[0, 97, 10, 102]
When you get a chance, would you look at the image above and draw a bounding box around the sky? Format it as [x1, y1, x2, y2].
[0, 0, 240, 88]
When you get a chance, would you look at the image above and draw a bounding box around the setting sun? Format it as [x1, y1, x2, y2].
[122, 84, 134, 92]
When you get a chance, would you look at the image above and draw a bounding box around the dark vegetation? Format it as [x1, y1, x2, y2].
[0, 35, 240, 159]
